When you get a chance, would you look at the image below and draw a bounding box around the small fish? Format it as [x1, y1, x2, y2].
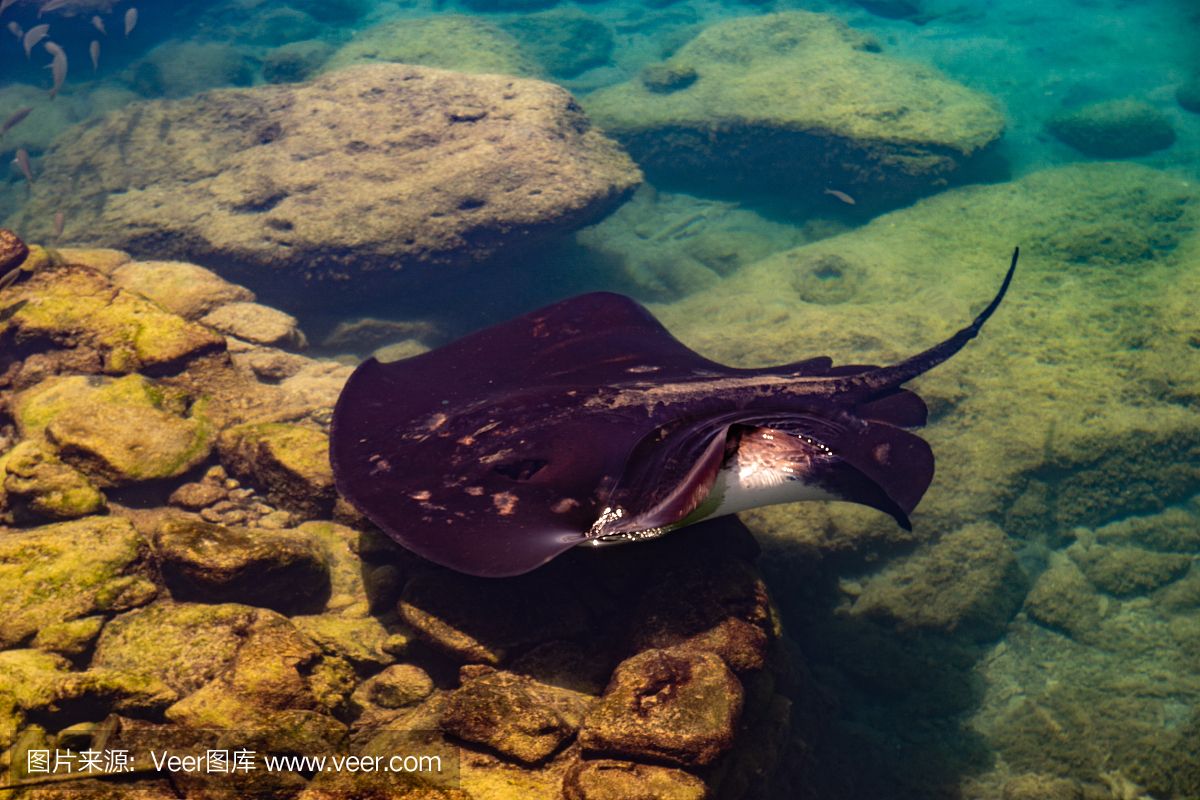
[0, 0, 17, 16]
[53, 211, 64, 238]
[38, 0, 71, 17]
[89, 39, 99, 71]
[823, 188, 857, 206]
[7, 20, 22, 39]
[44, 41, 67, 99]
[23, 23, 49, 59]
[91, 15, 106, 35]
[124, 7, 137, 36]
[13, 148, 33, 185]
[1, 107, 33, 136]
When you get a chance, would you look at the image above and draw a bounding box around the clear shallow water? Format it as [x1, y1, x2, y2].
[1, 0, 1199, 798]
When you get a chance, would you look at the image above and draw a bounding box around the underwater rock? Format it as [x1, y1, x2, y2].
[290, 0, 370, 23]
[500, 10, 615, 78]
[217, 422, 335, 519]
[2, 440, 106, 521]
[262, 39, 334, 84]
[0, 516, 156, 649]
[154, 518, 332, 614]
[0, 264, 225, 378]
[14, 374, 213, 487]
[0, 228, 28, 272]
[323, 15, 540, 76]
[1001, 773, 1084, 800]
[1178, 76, 1200, 113]
[1046, 99, 1176, 158]
[129, 40, 258, 98]
[1067, 542, 1192, 597]
[640, 63, 698, 94]
[460, 0, 560, 12]
[29, 616, 106, 659]
[585, 12, 1003, 205]
[8, 64, 640, 307]
[295, 615, 394, 670]
[201, 301, 307, 349]
[351, 664, 434, 711]
[1023, 559, 1107, 641]
[111, 260, 256, 320]
[850, 522, 1025, 641]
[579, 647, 742, 767]
[562, 759, 709, 800]
[439, 669, 590, 764]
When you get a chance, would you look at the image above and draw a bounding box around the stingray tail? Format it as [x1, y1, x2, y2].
[825, 247, 1018, 398]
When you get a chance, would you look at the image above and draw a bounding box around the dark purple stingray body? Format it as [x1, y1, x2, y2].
[331, 249, 1018, 576]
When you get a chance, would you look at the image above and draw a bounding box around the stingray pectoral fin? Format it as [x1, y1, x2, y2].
[817, 421, 935, 527]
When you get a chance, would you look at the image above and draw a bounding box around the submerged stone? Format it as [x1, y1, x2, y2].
[579, 648, 743, 767]
[0, 517, 156, 649]
[2, 440, 106, 521]
[14, 374, 213, 487]
[563, 759, 709, 800]
[1046, 99, 1176, 158]
[8, 65, 639, 307]
[1068, 543, 1192, 597]
[154, 518, 331, 614]
[323, 15, 539, 76]
[110, 260, 255, 320]
[586, 12, 1003, 205]
[217, 422, 335, 519]
[0, 264, 225, 375]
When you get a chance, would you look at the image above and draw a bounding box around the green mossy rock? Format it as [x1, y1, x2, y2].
[217, 422, 335, 519]
[851, 522, 1026, 641]
[501, 10, 614, 78]
[1023, 559, 1106, 641]
[585, 12, 1003, 202]
[0, 649, 175, 723]
[323, 15, 539, 76]
[1046, 99, 1176, 158]
[110, 259, 255, 320]
[154, 518, 331, 613]
[563, 759, 709, 800]
[2, 440, 106, 521]
[579, 648, 743, 767]
[1068, 543, 1192, 597]
[30, 616, 106, 658]
[14, 374, 213, 487]
[293, 614, 394, 670]
[0, 516, 156, 649]
[351, 664, 433, 711]
[0, 264, 224, 374]
[263, 39, 335, 84]
[440, 669, 591, 764]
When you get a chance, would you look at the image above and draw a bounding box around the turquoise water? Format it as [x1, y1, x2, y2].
[2, 0, 1199, 798]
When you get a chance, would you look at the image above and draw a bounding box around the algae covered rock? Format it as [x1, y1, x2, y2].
[217, 422, 335, 518]
[154, 518, 331, 613]
[263, 39, 334, 84]
[563, 759, 709, 800]
[586, 11, 1003, 204]
[351, 664, 433, 711]
[9, 65, 639, 306]
[0, 649, 175, 723]
[0, 264, 224, 375]
[0, 516, 156, 649]
[851, 522, 1025, 641]
[440, 669, 590, 764]
[1046, 99, 1176, 158]
[0, 227, 29, 271]
[110, 260, 255, 320]
[1068, 542, 1191, 597]
[579, 648, 743, 767]
[1023, 559, 1106, 641]
[2, 440, 106, 521]
[14, 374, 213, 487]
[200, 301, 307, 348]
[323, 15, 539, 76]
[130, 40, 257, 98]
[500, 10, 614, 78]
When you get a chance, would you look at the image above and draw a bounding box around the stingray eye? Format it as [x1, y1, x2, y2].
[494, 458, 548, 481]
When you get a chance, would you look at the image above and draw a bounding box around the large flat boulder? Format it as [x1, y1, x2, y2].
[7, 64, 640, 307]
[585, 11, 1004, 207]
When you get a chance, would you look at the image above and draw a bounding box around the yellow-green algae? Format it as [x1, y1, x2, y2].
[217, 422, 335, 517]
[586, 12, 1004, 153]
[0, 263, 224, 373]
[2, 440, 105, 520]
[13, 374, 213, 486]
[322, 14, 540, 77]
[0, 516, 155, 650]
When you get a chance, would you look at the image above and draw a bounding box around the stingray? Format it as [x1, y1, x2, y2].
[331, 248, 1018, 577]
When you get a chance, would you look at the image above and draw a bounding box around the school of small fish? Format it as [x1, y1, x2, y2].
[2, 0, 140, 233]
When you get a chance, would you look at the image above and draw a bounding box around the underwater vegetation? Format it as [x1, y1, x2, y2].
[0, 0, 1198, 797]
